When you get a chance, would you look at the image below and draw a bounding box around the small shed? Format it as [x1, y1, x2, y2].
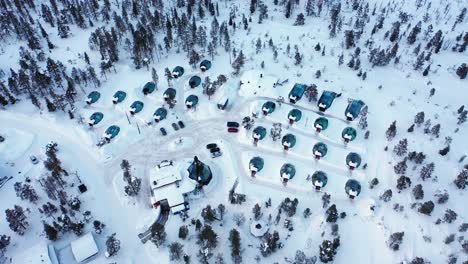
[70, 233, 99, 263]
[142, 82, 156, 95]
[311, 171, 328, 191]
[250, 220, 269, 237]
[342, 127, 357, 143]
[163, 88, 177, 102]
[249, 156, 264, 177]
[185, 94, 199, 109]
[86, 91, 100, 105]
[288, 83, 306, 104]
[318, 91, 341, 112]
[281, 133, 296, 151]
[88, 112, 104, 127]
[262, 101, 276, 116]
[104, 125, 120, 141]
[346, 152, 362, 170]
[172, 66, 185, 78]
[280, 163, 296, 184]
[112, 90, 126, 104]
[345, 179, 362, 199]
[200, 60, 212, 72]
[189, 75, 202, 88]
[153, 107, 168, 122]
[313, 142, 328, 159]
[287, 109, 302, 124]
[252, 126, 267, 144]
[187, 156, 212, 186]
[129, 100, 144, 115]
[314, 117, 329, 132]
[345, 100, 365, 121]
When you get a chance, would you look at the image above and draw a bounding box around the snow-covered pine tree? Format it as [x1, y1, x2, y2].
[386, 121, 397, 140]
[380, 189, 393, 202]
[105, 233, 121, 257]
[394, 158, 408, 175]
[43, 222, 58, 241]
[418, 201, 435, 215]
[14, 182, 39, 203]
[150, 222, 166, 247]
[319, 238, 340, 262]
[412, 184, 424, 200]
[387, 232, 404, 251]
[5, 205, 29, 235]
[169, 242, 184, 261]
[229, 229, 242, 264]
[396, 175, 411, 191]
[294, 13, 305, 26]
[393, 138, 408, 156]
[453, 169, 467, 189]
[326, 204, 338, 223]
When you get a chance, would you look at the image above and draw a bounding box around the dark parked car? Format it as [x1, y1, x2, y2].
[206, 143, 217, 149]
[178, 120, 185, 129]
[160, 127, 167, 136]
[210, 147, 220, 153]
[227, 127, 239, 133]
[171, 123, 180, 131]
[227, 121, 240, 128]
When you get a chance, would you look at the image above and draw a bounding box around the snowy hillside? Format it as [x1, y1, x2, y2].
[0, 0, 467, 263]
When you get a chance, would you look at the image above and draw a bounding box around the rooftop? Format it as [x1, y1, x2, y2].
[70, 233, 98, 263]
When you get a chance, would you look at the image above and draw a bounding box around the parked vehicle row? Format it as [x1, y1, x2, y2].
[160, 120, 186, 136]
[227, 121, 239, 133]
[206, 143, 222, 158]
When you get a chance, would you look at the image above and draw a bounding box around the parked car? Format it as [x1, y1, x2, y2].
[158, 160, 173, 168]
[171, 123, 180, 131]
[160, 127, 167, 136]
[227, 127, 239, 133]
[210, 147, 220, 153]
[211, 151, 222, 158]
[30, 155, 39, 164]
[227, 121, 240, 128]
[206, 143, 217, 149]
[178, 120, 185, 129]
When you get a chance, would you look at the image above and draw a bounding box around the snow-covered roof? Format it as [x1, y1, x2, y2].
[250, 220, 269, 237]
[171, 203, 187, 214]
[13, 242, 59, 264]
[150, 164, 182, 188]
[70, 233, 99, 263]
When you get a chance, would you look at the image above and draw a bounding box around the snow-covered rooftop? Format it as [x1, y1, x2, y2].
[150, 161, 196, 211]
[250, 220, 269, 237]
[70, 233, 99, 263]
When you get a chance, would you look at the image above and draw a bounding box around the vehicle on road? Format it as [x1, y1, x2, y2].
[210, 147, 222, 158]
[30, 155, 39, 164]
[158, 160, 173, 168]
[178, 121, 185, 129]
[210, 147, 220, 153]
[171, 123, 180, 131]
[228, 127, 239, 133]
[206, 143, 217, 149]
[227, 121, 239, 128]
[211, 151, 222, 158]
[160, 127, 167, 136]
